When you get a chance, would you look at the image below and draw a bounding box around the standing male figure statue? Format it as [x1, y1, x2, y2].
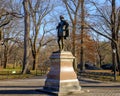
[56, 15, 69, 51]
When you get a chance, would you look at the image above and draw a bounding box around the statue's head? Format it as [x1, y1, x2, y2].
[60, 15, 64, 20]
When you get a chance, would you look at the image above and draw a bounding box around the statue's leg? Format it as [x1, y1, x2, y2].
[61, 37, 64, 50]
[57, 37, 61, 51]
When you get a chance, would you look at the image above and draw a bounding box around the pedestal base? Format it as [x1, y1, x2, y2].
[41, 51, 81, 95]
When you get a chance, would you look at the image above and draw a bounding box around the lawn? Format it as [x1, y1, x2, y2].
[78, 70, 120, 82]
[0, 67, 48, 80]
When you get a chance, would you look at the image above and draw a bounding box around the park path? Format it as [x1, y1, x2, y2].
[80, 77, 120, 96]
[0, 76, 120, 96]
[0, 76, 50, 96]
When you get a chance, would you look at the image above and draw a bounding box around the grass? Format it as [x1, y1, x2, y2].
[3, 66, 120, 82]
[0, 67, 48, 80]
[79, 70, 120, 82]
[0, 74, 34, 80]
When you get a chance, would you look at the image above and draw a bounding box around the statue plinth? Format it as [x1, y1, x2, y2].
[43, 51, 81, 95]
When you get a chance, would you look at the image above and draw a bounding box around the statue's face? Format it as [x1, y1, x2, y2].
[60, 15, 64, 20]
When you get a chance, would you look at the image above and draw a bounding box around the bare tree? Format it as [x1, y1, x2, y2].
[22, 0, 30, 74]
[87, 0, 120, 74]
[0, 0, 23, 68]
[62, 0, 81, 56]
[28, 0, 54, 70]
[94, 37, 111, 67]
[62, 0, 81, 71]
[0, 3, 22, 28]
[80, 0, 85, 71]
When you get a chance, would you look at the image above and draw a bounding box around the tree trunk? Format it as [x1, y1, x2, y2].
[22, 0, 30, 74]
[99, 55, 102, 67]
[116, 44, 120, 75]
[72, 24, 76, 70]
[72, 24, 76, 56]
[32, 55, 37, 70]
[32, 58, 36, 70]
[80, 0, 85, 71]
[3, 44, 8, 68]
[111, 0, 118, 78]
[3, 50, 7, 68]
[3, 59, 7, 68]
[32, 54, 39, 70]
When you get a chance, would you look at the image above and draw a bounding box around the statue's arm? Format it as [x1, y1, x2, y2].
[56, 23, 60, 29]
[65, 21, 69, 30]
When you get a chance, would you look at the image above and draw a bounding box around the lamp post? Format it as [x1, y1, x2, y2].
[113, 49, 117, 81]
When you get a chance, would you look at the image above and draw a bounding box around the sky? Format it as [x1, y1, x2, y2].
[4, 0, 120, 41]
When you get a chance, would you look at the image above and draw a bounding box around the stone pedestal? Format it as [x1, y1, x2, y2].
[43, 51, 81, 95]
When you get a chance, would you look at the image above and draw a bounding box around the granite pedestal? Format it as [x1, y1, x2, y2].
[43, 51, 81, 95]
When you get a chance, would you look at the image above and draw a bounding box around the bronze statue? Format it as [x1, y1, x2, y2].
[56, 15, 69, 51]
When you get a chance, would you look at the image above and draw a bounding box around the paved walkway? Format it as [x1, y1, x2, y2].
[0, 77, 48, 96]
[80, 77, 120, 96]
[0, 76, 120, 96]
